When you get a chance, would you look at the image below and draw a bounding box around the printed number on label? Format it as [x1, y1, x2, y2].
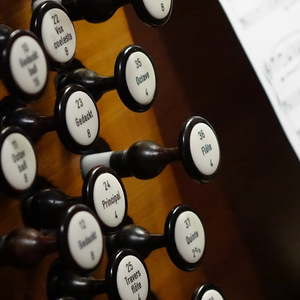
[192, 247, 201, 258]
[103, 180, 111, 191]
[33, 77, 40, 87]
[184, 217, 191, 229]
[161, 2, 165, 12]
[21, 42, 29, 53]
[11, 140, 18, 149]
[65, 47, 69, 56]
[75, 98, 84, 109]
[52, 14, 60, 25]
[126, 261, 134, 273]
[90, 250, 95, 261]
[135, 58, 142, 69]
[198, 130, 205, 140]
[87, 129, 91, 138]
[79, 219, 87, 230]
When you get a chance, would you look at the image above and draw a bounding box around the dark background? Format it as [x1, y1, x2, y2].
[127, 1, 300, 299]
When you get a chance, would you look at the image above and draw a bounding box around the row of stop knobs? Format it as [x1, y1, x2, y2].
[0, 0, 224, 299]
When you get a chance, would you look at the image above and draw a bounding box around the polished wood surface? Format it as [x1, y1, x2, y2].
[126, 1, 300, 299]
[0, 1, 207, 299]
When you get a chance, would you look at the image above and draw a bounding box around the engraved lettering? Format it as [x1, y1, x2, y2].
[78, 231, 97, 250]
[186, 231, 199, 245]
[19, 51, 39, 67]
[102, 191, 121, 209]
[136, 72, 150, 85]
[201, 144, 212, 155]
[75, 110, 94, 127]
[53, 33, 73, 49]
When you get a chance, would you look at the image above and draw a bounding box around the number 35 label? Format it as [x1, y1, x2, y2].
[125, 51, 156, 106]
[65, 91, 99, 146]
[41, 7, 76, 63]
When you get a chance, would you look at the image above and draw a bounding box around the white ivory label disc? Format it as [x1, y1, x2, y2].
[116, 255, 149, 300]
[202, 290, 224, 300]
[190, 123, 220, 176]
[125, 51, 156, 106]
[67, 211, 103, 270]
[9, 35, 48, 95]
[1, 133, 37, 190]
[142, 0, 172, 19]
[65, 91, 99, 146]
[41, 7, 76, 63]
[93, 172, 126, 228]
[174, 211, 205, 264]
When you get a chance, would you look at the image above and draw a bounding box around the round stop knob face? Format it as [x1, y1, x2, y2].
[40, 7, 76, 63]
[202, 290, 224, 300]
[93, 172, 126, 228]
[125, 51, 156, 106]
[65, 90, 99, 146]
[116, 255, 149, 300]
[174, 211, 205, 264]
[67, 210, 103, 271]
[142, 0, 172, 20]
[9, 35, 47, 95]
[190, 123, 220, 177]
[0, 132, 37, 191]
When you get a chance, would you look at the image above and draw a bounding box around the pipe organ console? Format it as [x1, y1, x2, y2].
[0, 1, 231, 299]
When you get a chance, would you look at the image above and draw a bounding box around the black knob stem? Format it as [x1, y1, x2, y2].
[50, 269, 106, 299]
[62, 0, 129, 22]
[106, 224, 166, 259]
[3, 107, 56, 142]
[0, 24, 13, 53]
[0, 228, 56, 268]
[22, 189, 81, 229]
[110, 141, 180, 179]
[58, 68, 116, 101]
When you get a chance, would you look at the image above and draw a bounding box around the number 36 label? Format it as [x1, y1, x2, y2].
[189, 123, 220, 176]
[65, 91, 99, 146]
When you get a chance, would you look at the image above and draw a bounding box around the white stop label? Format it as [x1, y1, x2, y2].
[1, 133, 37, 191]
[9, 35, 48, 95]
[116, 255, 149, 300]
[190, 123, 220, 176]
[142, 0, 172, 19]
[41, 7, 76, 63]
[65, 90, 99, 146]
[174, 211, 205, 264]
[67, 210, 103, 270]
[93, 172, 126, 228]
[125, 51, 156, 106]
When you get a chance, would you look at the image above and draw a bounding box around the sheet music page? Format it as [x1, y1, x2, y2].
[218, 0, 300, 160]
